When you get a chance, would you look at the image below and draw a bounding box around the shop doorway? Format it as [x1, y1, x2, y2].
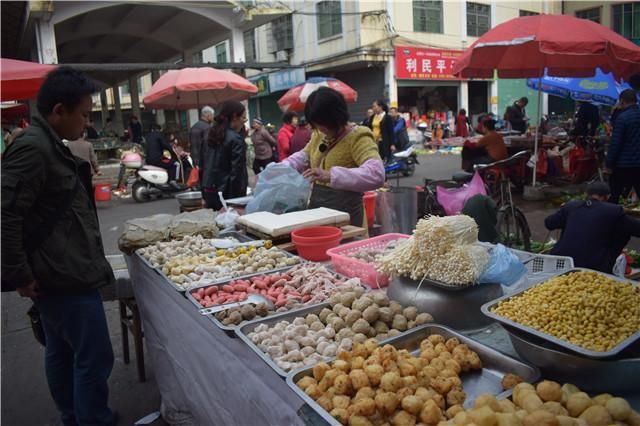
[468, 81, 489, 125]
[398, 85, 458, 118]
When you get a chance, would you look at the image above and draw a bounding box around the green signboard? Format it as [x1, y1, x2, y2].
[250, 76, 270, 98]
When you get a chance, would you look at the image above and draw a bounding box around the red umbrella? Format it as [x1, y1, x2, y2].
[1, 58, 57, 101]
[277, 77, 357, 112]
[452, 15, 640, 80]
[143, 67, 258, 109]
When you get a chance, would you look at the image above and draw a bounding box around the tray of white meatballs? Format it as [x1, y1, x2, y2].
[236, 291, 435, 377]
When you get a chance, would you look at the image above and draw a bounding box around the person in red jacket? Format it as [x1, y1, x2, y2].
[455, 108, 470, 138]
[277, 111, 298, 161]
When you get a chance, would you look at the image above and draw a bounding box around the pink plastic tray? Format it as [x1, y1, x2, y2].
[327, 233, 410, 288]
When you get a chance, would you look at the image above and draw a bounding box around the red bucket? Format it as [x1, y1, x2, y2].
[291, 226, 343, 261]
[94, 183, 112, 202]
[363, 191, 377, 227]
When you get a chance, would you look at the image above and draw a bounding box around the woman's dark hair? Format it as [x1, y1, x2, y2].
[208, 100, 245, 146]
[304, 87, 350, 132]
[458, 109, 466, 116]
[374, 99, 388, 113]
[282, 111, 298, 124]
[37, 66, 96, 117]
[485, 119, 497, 131]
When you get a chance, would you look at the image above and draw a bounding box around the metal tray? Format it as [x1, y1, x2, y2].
[286, 324, 540, 426]
[199, 267, 365, 332]
[505, 325, 640, 393]
[217, 230, 256, 242]
[236, 303, 330, 377]
[135, 251, 187, 292]
[481, 268, 640, 359]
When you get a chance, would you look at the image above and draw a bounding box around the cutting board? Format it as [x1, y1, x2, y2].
[236, 208, 350, 237]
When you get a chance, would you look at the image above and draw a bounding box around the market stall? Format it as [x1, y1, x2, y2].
[121, 210, 639, 426]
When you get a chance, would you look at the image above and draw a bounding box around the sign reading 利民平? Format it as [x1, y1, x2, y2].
[395, 46, 463, 80]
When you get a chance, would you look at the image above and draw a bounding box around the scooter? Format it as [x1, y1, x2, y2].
[385, 146, 418, 178]
[119, 151, 195, 203]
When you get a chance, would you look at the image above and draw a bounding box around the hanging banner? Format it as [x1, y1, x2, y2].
[249, 75, 270, 97]
[269, 68, 306, 92]
[395, 46, 463, 80]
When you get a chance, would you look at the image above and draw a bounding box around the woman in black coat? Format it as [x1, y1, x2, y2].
[202, 101, 248, 210]
[370, 99, 395, 162]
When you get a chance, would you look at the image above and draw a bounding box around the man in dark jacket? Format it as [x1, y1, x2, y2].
[145, 124, 180, 181]
[189, 105, 213, 168]
[505, 97, 528, 133]
[606, 89, 640, 204]
[545, 182, 640, 273]
[389, 107, 410, 151]
[1, 67, 116, 425]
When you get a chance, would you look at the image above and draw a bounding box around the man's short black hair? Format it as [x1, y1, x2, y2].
[304, 87, 350, 132]
[620, 89, 638, 104]
[586, 182, 611, 197]
[519, 97, 529, 104]
[282, 111, 298, 124]
[37, 66, 96, 117]
[484, 119, 497, 131]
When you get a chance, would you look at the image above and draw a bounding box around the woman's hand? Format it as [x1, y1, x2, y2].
[303, 167, 331, 184]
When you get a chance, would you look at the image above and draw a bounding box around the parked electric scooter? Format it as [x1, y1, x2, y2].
[119, 151, 195, 203]
[385, 146, 418, 177]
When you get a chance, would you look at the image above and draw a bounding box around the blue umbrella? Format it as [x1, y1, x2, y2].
[526, 68, 631, 106]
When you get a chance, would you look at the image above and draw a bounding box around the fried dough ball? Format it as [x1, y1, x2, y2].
[305, 384, 322, 399]
[396, 386, 414, 401]
[501, 373, 524, 390]
[380, 371, 404, 392]
[364, 364, 385, 387]
[446, 388, 466, 407]
[431, 376, 453, 395]
[331, 408, 350, 425]
[316, 395, 333, 412]
[567, 392, 593, 417]
[297, 376, 317, 391]
[400, 395, 423, 416]
[375, 391, 400, 416]
[334, 373, 353, 396]
[319, 369, 341, 391]
[427, 334, 445, 345]
[498, 399, 517, 414]
[543, 401, 568, 416]
[350, 369, 371, 391]
[354, 387, 376, 401]
[474, 394, 502, 412]
[399, 361, 418, 377]
[349, 397, 377, 417]
[333, 395, 351, 409]
[445, 404, 464, 419]
[420, 399, 443, 425]
[313, 362, 331, 382]
[606, 397, 632, 421]
[391, 410, 417, 426]
[537, 380, 563, 402]
[334, 359, 351, 373]
[348, 415, 373, 426]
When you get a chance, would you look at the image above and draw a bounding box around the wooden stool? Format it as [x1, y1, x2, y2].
[119, 298, 146, 382]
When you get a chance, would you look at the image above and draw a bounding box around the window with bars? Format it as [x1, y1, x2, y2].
[244, 29, 256, 62]
[215, 43, 227, 64]
[413, 0, 443, 33]
[519, 10, 538, 17]
[612, 3, 640, 40]
[467, 2, 491, 37]
[269, 14, 294, 53]
[575, 7, 601, 23]
[317, 1, 342, 40]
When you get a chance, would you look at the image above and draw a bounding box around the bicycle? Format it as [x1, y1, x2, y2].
[422, 150, 532, 251]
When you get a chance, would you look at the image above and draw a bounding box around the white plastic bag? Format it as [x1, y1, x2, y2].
[246, 163, 311, 214]
[479, 244, 527, 286]
[215, 192, 239, 231]
[613, 254, 627, 277]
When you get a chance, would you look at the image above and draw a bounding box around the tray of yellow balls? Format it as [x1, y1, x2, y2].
[287, 324, 539, 426]
[481, 268, 640, 359]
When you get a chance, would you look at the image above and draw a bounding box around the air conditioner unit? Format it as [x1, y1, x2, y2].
[275, 50, 289, 62]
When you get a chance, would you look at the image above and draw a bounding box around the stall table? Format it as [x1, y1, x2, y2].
[125, 254, 306, 426]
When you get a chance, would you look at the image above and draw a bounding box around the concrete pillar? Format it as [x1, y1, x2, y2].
[230, 28, 246, 63]
[459, 81, 469, 114]
[385, 58, 398, 107]
[113, 86, 124, 136]
[35, 18, 58, 64]
[100, 90, 109, 126]
[542, 93, 549, 119]
[129, 76, 141, 119]
[151, 70, 166, 126]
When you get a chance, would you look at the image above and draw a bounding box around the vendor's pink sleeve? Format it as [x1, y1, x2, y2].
[330, 159, 385, 192]
[282, 151, 309, 173]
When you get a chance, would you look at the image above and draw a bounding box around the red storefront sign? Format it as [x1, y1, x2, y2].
[395, 46, 463, 80]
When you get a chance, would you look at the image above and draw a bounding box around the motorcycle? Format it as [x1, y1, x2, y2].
[385, 146, 418, 178]
[119, 151, 195, 203]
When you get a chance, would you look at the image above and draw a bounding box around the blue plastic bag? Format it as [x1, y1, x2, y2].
[479, 244, 527, 286]
[246, 163, 311, 214]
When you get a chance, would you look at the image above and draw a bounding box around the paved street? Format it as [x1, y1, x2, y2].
[0, 153, 633, 425]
